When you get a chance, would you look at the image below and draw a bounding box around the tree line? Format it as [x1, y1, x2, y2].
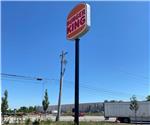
[1, 89, 49, 121]
[1, 89, 150, 121]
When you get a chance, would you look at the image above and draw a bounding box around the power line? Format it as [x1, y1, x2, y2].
[2, 73, 149, 86]
[62, 84, 145, 101]
[63, 81, 146, 98]
[1, 77, 42, 84]
[1, 73, 147, 98]
[1, 73, 43, 81]
[116, 68, 149, 80]
[61, 79, 147, 98]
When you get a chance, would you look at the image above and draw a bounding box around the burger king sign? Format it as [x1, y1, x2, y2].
[67, 3, 91, 40]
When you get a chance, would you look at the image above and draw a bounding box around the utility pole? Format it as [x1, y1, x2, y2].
[56, 50, 67, 121]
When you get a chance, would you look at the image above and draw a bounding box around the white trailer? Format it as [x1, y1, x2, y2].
[51, 110, 58, 114]
[104, 101, 150, 123]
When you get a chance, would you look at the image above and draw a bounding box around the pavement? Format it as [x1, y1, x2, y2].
[59, 116, 116, 122]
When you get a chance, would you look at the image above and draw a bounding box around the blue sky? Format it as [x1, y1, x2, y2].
[2, 1, 149, 109]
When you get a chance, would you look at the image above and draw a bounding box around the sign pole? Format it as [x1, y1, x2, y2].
[75, 38, 80, 125]
[66, 3, 90, 125]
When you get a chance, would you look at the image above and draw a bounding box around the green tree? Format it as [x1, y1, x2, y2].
[1, 90, 9, 121]
[104, 100, 108, 103]
[110, 100, 117, 102]
[146, 95, 150, 101]
[42, 89, 49, 115]
[130, 95, 139, 124]
[7, 109, 13, 114]
[28, 106, 34, 113]
[18, 106, 28, 113]
[34, 106, 37, 112]
[17, 106, 36, 113]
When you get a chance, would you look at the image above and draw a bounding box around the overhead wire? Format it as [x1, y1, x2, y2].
[2, 72, 149, 86]
[1, 73, 147, 99]
[116, 68, 149, 80]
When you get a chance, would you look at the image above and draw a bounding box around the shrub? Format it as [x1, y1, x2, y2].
[25, 118, 31, 125]
[45, 119, 52, 124]
[32, 119, 40, 125]
[4, 119, 9, 125]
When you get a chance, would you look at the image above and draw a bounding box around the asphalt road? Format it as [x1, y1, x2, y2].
[59, 116, 115, 122]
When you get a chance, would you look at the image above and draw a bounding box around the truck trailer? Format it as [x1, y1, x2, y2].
[104, 101, 150, 123]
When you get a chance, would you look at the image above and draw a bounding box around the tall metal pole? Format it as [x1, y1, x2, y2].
[56, 51, 67, 121]
[74, 38, 80, 125]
